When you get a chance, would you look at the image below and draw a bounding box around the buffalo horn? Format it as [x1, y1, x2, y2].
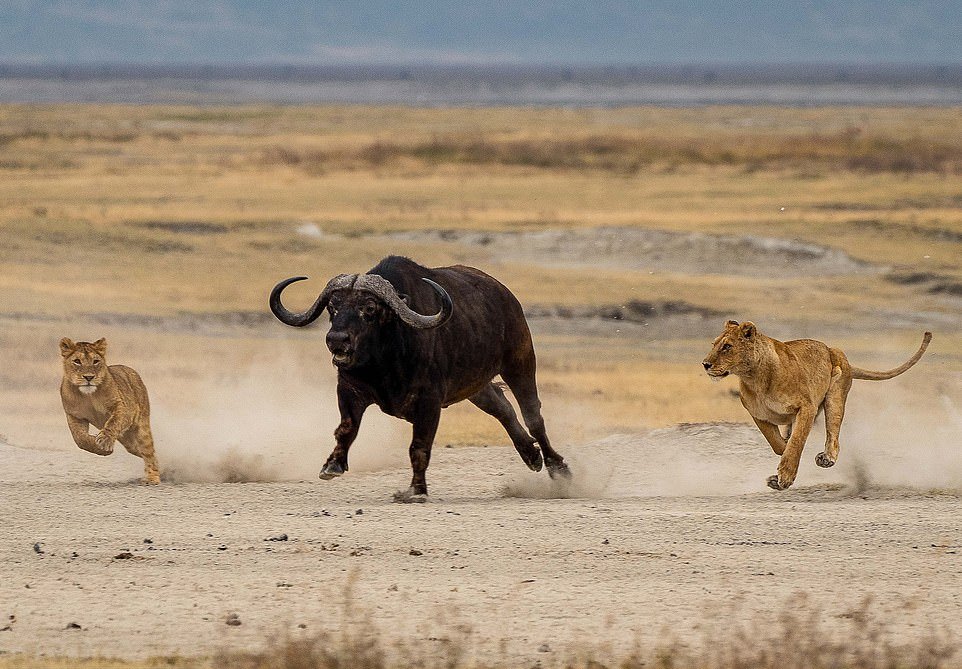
[269, 273, 357, 326]
[354, 274, 453, 329]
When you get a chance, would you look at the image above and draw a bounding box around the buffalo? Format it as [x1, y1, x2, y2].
[269, 255, 569, 501]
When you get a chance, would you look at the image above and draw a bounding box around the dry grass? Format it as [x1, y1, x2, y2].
[4, 592, 953, 669]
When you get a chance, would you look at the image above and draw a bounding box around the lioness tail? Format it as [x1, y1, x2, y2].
[851, 332, 932, 381]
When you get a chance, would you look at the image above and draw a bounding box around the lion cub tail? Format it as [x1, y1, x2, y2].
[851, 331, 932, 381]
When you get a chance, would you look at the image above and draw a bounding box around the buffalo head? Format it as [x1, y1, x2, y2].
[269, 273, 453, 369]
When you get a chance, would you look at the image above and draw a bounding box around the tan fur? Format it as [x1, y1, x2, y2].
[702, 321, 931, 490]
[59, 338, 160, 484]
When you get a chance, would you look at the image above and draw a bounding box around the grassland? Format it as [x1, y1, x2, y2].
[2, 103, 962, 442]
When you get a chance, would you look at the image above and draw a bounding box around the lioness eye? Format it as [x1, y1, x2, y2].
[73, 359, 81, 365]
[92, 360, 101, 365]
[721, 344, 731, 352]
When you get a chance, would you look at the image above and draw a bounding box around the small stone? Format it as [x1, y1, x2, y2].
[602, 538, 610, 545]
[65, 622, 82, 630]
[225, 613, 241, 627]
[298, 623, 307, 629]
[388, 584, 398, 592]
[71, 552, 79, 558]
[218, 545, 228, 551]
[355, 508, 363, 515]
[143, 538, 153, 544]
[538, 643, 551, 653]
[113, 552, 134, 560]
[409, 549, 423, 556]
[0, 626, 11, 632]
[33, 542, 43, 554]
[266, 534, 288, 542]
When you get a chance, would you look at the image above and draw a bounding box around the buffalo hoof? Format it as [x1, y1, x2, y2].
[766, 474, 792, 491]
[319, 460, 346, 480]
[393, 487, 429, 504]
[546, 460, 572, 480]
[815, 452, 836, 468]
[523, 448, 544, 473]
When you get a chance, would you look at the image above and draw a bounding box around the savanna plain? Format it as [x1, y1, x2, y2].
[1, 104, 962, 668]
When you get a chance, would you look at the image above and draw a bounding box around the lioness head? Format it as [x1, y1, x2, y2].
[702, 320, 759, 378]
[60, 338, 108, 395]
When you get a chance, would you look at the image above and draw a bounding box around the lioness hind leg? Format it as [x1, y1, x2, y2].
[121, 425, 160, 485]
[817, 370, 852, 468]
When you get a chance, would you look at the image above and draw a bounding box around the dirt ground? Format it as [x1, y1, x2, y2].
[1, 416, 961, 665]
[2, 104, 962, 665]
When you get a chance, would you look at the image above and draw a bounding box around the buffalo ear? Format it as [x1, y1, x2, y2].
[91, 338, 108, 355]
[59, 338, 75, 357]
[725, 320, 739, 329]
[740, 322, 756, 339]
[398, 293, 410, 306]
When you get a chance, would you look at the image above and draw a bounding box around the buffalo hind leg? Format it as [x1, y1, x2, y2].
[394, 401, 441, 503]
[321, 383, 370, 480]
[469, 383, 543, 472]
[500, 368, 570, 479]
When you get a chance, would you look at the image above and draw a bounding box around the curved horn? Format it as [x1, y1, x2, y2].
[355, 274, 453, 329]
[269, 274, 357, 327]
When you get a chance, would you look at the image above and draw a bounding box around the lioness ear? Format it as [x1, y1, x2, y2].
[725, 320, 739, 329]
[92, 338, 107, 355]
[740, 322, 756, 339]
[59, 338, 75, 357]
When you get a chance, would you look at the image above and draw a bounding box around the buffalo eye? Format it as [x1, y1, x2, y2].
[359, 303, 378, 322]
[720, 344, 731, 352]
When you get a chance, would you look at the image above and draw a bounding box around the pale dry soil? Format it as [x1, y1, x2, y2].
[1, 420, 960, 665]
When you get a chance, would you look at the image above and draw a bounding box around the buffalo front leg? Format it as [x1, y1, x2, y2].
[393, 402, 441, 503]
[767, 404, 817, 491]
[320, 383, 370, 480]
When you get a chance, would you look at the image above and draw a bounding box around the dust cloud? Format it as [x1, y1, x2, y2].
[153, 357, 408, 483]
[502, 377, 962, 499]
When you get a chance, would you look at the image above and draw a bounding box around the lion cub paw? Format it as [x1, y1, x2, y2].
[815, 452, 836, 468]
[766, 475, 792, 491]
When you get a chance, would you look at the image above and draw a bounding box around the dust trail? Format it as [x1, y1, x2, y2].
[502, 377, 962, 499]
[837, 382, 962, 492]
[152, 356, 407, 483]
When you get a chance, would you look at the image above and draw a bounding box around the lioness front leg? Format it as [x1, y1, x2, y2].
[767, 405, 817, 491]
[752, 417, 787, 455]
[97, 402, 134, 456]
[66, 414, 112, 455]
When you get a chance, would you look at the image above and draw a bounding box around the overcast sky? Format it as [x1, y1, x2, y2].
[2, 1, 960, 65]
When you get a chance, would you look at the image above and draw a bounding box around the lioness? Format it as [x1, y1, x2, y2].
[702, 321, 931, 490]
[59, 338, 160, 484]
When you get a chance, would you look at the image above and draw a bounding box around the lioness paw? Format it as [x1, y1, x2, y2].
[815, 452, 836, 468]
[766, 474, 792, 491]
[93, 432, 115, 455]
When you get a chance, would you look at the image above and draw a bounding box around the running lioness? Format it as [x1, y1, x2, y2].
[702, 321, 931, 490]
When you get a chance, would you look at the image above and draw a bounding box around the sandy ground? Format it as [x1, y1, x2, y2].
[2, 411, 961, 663]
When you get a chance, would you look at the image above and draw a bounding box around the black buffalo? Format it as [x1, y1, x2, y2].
[269, 255, 569, 500]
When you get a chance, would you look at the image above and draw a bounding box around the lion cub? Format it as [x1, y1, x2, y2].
[702, 321, 931, 491]
[59, 338, 160, 484]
